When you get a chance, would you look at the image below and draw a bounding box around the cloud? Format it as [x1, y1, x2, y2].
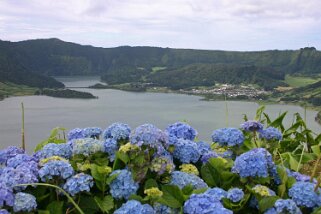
[0, 0, 320, 50]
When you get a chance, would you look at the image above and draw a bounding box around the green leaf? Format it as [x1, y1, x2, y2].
[128, 194, 144, 202]
[144, 179, 159, 189]
[269, 112, 287, 132]
[201, 163, 218, 187]
[258, 196, 280, 212]
[115, 151, 129, 164]
[182, 184, 194, 195]
[79, 195, 100, 214]
[38, 211, 50, 214]
[106, 173, 119, 185]
[158, 185, 185, 208]
[46, 201, 64, 214]
[94, 195, 114, 213]
[255, 105, 265, 121]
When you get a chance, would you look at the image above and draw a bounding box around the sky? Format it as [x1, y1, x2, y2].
[0, 0, 320, 51]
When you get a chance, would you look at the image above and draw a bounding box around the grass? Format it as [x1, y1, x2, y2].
[151, 66, 166, 73]
[284, 75, 321, 88]
[0, 82, 37, 99]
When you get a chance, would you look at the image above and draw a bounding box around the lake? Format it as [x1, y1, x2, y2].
[0, 76, 320, 152]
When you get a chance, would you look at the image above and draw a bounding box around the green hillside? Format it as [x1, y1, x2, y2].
[1, 38, 321, 90]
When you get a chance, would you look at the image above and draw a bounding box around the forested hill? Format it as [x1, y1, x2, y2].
[1, 38, 321, 89]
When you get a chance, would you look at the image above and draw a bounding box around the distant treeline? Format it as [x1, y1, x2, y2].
[1, 39, 321, 90]
[35, 89, 96, 99]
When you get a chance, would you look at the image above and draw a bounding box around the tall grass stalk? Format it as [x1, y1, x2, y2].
[225, 94, 229, 127]
[21, 102, 25, 150]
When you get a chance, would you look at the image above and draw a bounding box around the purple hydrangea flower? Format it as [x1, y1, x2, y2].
[114, 200, 155, 214]
[173, 139, 200, 163]
[67, 128, 84, 140]
[259, 127, 282, 141]
[0, 167, 38, 191]
[165, 122, 198, 145]
[6, 154, 39, 176]
[82, 127, 102, 139]
[130, 124, 168, 148]
[241, 120, 264, 132]
[103, 123, 131, 141]
[13, 193, 37, 213]
[63, 173, 94, 196]
[205, 187, 227, 201]
[289, 181, 321, 208]
[287, 169, 316, 183]
[227, 188, 244, 202]
[0, 209, 9, 214]
[212, 128, 244, 147]
[109, 169, 139, 200]
[38, 160, 74, 181]
[0, 146, 25, 165]
[184, 193, 232, 214]
[170, 171, 208, 190]
[37, 143, 72, 159]
[0, 182, 14, 207]
[232, 148, 276, 178]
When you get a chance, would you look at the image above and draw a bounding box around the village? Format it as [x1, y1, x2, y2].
[179, 84, 270, 99]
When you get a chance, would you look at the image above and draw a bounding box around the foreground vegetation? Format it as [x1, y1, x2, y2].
[1, 107, 321, 213]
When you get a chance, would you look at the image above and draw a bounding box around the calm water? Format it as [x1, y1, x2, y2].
[0, 77, 320, 152]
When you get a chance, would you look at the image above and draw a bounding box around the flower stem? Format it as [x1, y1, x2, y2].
[16, 183, 84, 214]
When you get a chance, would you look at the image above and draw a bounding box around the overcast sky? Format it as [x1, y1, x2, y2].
[0, 0, 320, 50]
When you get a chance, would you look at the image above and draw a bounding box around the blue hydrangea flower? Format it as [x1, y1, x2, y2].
[82, 127, 102, 139]
[72, 138, 104, 156]
[0, 146, 25, 164]
[0, 167, 38, 191]
[205, 187, 227, 201]
[197, 141, 212, 154]
[232, 148, 275, 178]
[0, 209, 9, 214]
[165, 122, 198, 145]
[104, 138, 118, 161]
[173, 139, 200, 163]
[37, 143, 72, 159]
[153, 202, 179, 214]
[130, 124, 168, 148]
[63, 173, 94, 196]
[241, 120, 264, 132]
[109, 169, 139, 200]
[286, 169, 316, 183]
[38, 160, 74, 181]
[67, 128, 84, 140]
[103, 123, 131, 141]
[259, 127, 282, 141]
[212, 128, 244, 147]
[184, 193, 232, 214]
[170, 171, 208, 190]
[264, 208, 277, 214]
[200, 151, 219, 163]
[114, 200, 155, 214]
[227, 188, 244, 202]
[274, 199, 302, 214]
[0, 182, 14, 207]
[13, 193, 37, 213]
[289, 181, 321, 208]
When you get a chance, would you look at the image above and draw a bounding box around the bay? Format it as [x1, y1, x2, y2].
[0, 76, 319, 152]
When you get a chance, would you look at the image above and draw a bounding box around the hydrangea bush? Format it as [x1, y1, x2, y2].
[0, 108, 321, 213]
